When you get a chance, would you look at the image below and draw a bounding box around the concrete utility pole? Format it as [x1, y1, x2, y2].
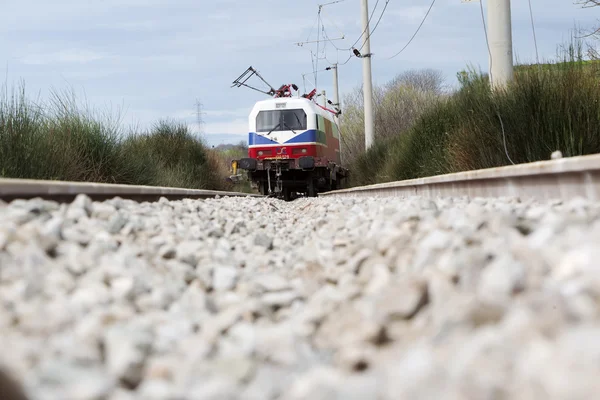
[331, 63, 341, 126]
[487, 0, 514, 88]
[360, 0, 375, 150]
[330, 63, 342, 163]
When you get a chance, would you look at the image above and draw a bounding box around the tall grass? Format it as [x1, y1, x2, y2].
[0, 83, 227, 190]
[120, 120, 224, 189]
[212, 141, 256, 194]
[340, 69, 445, 170]
[347, 42, 600, 186]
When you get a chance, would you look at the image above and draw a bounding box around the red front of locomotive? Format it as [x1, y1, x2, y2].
[246, 98, 341, 167]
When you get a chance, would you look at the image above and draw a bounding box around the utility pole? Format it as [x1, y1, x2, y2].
[195, 99, 205, 135]
[329, 63, 342, 163]
[331, 63, 341, 127]
[360, 0, 375, 150]
[487, 0, 513, 88]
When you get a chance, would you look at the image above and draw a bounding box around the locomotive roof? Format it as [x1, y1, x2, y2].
[250, 97, 335, 121]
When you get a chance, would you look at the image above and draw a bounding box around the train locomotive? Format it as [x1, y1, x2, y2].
[231, 66, 348, 200]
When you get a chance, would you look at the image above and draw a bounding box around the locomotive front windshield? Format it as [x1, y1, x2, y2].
[256, 109, 307, 133]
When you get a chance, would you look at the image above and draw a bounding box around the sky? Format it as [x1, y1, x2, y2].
[0, 0, 597, 146]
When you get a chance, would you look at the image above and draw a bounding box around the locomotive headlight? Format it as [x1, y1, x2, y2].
[302, 148, 307, 154]
[258, 151, 264, 156]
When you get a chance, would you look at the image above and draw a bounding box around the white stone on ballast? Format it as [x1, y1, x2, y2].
[1, 193, 600, 399]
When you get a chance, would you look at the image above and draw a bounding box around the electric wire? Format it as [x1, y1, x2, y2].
[528, 0, 540, 65]
[310, 50, 316, 88]
[313, 0, 388, 68]
[303, 0, 391, 87]
[322, 0, 381, 53]
[320, 24, 329, 59]
[357, 0, 391, 52]
[338, 52, 354, 66]
[479, 0, 493, 83]
[323, 0, 388, 63]
[478, 0, 515, 165]
[387, 0, 436, 59]
[305, 68, 331, 75]
[320, 7, 346, 40]
[320, 20, 346, 64]
[301, 68, 331, 92]
[318, 16, 341, 65]
[315, 7, 321, 89]
[349, 0, 381, 50]
[321, 14, 346, 58]
[322, 45, 339, 65]
[305, 14, 319, 43]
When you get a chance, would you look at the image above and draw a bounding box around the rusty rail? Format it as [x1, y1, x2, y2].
[321, 154, 600, 201]
[0, 178, 261, 203]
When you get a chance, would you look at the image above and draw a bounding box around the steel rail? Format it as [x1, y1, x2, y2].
[320, 154, 600, 202]
[0, 178, 261, 203]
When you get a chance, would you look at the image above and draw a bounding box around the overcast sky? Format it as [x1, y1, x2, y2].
[0, 0, 596, 144]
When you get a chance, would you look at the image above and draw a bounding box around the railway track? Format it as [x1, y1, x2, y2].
[0, 178, 261, 203]
[321, 153, 600, 201]
[3, 153, 599, 204]
[2, 155, 600, 400]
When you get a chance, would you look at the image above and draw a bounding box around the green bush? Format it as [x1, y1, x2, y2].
[119, 120, 222, 189]
[348, 48, 600, 187]
[340, 69, 445, 171]
[0, 84, 226, 190]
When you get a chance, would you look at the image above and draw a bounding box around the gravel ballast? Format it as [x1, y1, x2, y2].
[1, 194, 600, 399]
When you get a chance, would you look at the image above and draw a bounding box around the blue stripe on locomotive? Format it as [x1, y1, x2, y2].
[249, 130, 324, 146]
[248, 132, 278, 145]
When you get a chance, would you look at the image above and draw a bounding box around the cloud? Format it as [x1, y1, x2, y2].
[388, 6, 435, 22]
[95, 20, 163, 32]
[199, 132, 248, 147]
[0, 0, 596, 140]
[203, 108, 253, 118]
[18, 49, 111, 65]
[207, 13, 232, 21]
[201, 119, 249, 136]
[171, 108, 250, 120]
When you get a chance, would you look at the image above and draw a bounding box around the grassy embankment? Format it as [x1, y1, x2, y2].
[0, 85, 233, 191]
[213, 141, 254, 193]
[342, 45, 600, 186]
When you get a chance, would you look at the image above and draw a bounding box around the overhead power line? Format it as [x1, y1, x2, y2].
[336, 0, 391, 65]
[321, 0, 381, 54]
[306, 13, 319, 43]
[318, 15, 341, 64]
[320, 0, 346, 6]
[321, 15, 346, 53]
[319, 6, 346, 39]
[315, 6, 321, 89]
[387, 0, 437, 59]
[300, 0, 391, 85]
[528, 0, 540, 64]
[479, 0, 493, 82]
[357, 0, 391, 52]
[478, 0, 515, 166]
[349, 0, 381, 50]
